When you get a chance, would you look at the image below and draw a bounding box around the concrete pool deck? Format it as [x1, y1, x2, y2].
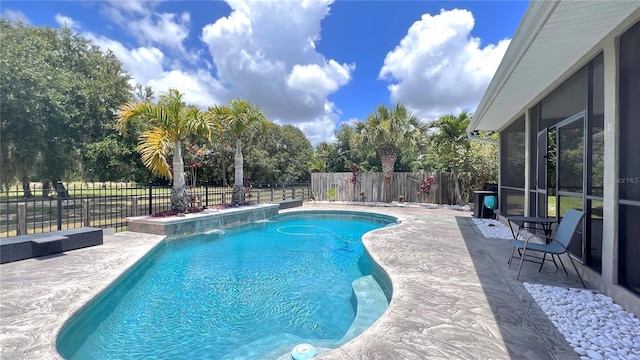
[0, 204, 584, 359]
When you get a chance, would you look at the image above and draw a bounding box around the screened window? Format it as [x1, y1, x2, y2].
[619, 21, 640, 202]
[500, 116, 525, 215]
[618, 20, 640, 295]
[500, 116, 525, 189]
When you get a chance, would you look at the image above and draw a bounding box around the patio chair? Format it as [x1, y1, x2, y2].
[509, 209, 586, 287]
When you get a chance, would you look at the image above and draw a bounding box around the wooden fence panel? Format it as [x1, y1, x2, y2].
[311, 172, 477, 205]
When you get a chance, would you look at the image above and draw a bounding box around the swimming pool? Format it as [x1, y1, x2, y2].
[56, 211, 396, 359]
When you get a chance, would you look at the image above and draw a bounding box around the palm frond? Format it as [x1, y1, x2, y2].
[137, 127, 172, 179]
[186, 106, 220, 142]
[228, 98, 268, 138]
[115, 101, 169, 135]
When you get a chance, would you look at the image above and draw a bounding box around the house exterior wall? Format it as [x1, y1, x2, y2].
[497, 16, 640, 317]
[500, 18, 640, 316]
[607, 18, 640, 316]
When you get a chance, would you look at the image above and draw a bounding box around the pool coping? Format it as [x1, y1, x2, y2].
[0, 204, 581, 359]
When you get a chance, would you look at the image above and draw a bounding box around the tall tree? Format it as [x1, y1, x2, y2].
[467, 132, 499, 189]
[428, 111, 472, 204]
[329, 123, 355, 171]
[83, 84, 156, 182]
[275, 124, 313, 182]
[353, 104, 425, 201]
[0, 20, 131, 195]
[206, 98, 269, 204]
[116, 89, 217, 212]
[206, 117, 236, 187]
[310, 142, 333, 173]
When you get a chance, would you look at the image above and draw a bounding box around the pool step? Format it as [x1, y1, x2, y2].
[225, 332, 334, 360]
[340, 274, 389, 344]
[227, 275, 388, 359]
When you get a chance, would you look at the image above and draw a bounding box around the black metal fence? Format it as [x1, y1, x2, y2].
[0, 182, 311, 238]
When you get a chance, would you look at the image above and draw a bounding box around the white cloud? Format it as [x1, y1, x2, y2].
[54, 14, 80, 30]
[379, 8, 510, 119]
[287, 60, 353, 98]
[85, 1, 228, 107]
[290, 102, 339, 146]
[148, 69, 227, 108]
[1, 9, 31, 24]
[104, 0, 163, 15]
[101, 1, 190, 52]
[84, 32, 226, 107]
[84, 33, 164, 86]
[66, 0, 351, 145]
[128, 12, 191, 50]
[201, 0, 353, 145]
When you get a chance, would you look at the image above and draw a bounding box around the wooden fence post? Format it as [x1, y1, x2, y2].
[17, 203, 27, 235]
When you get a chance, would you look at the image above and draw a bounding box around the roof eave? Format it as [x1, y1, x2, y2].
[468, 1, 559, 132]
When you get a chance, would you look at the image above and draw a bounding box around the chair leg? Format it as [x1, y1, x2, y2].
[516, 248, 527, 281]
[508, 245, 517, 267]
[538, 253, 547, 272]
[565, 252, 586, 288]
[556, 254, 568, 275]
[551, 254, 559, 269]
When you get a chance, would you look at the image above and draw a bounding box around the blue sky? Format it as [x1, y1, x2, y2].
[1, 0, 529, 145]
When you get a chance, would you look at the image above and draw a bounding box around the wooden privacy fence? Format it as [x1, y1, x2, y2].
[311, 172, 480, 205]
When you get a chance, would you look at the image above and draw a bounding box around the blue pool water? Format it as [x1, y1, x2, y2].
[57, 211, 395, 359]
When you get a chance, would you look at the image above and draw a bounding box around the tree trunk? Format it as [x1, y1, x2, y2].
[56, 180, 69, 199]
[232, 138, 244, 205]
[232, 185, 244, 206]
[380, 152, 397, 202]
[171, 141, 189, 213]
[42, 181, 51, 198]
[21, 177, 33, 198]
[234, 138, 243, 187]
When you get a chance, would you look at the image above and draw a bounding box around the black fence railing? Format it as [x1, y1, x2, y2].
[0, 182, 311, 238]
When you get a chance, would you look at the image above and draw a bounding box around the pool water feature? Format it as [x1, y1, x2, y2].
[57, 211, 396, 359]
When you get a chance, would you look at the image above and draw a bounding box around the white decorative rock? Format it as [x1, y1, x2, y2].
[586, 349, 603, 360]
[617, 349, 628, 357]
[523, 283, 640, 360]
[599, 340, 612, 348]
[574, 347, 587, 356]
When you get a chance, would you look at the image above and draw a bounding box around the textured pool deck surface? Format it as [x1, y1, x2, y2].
[0, 203, 586, 359]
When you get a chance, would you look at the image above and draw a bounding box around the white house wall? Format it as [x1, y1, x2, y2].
[480, 7, 640, 317]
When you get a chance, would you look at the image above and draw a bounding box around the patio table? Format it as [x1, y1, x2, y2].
[506, 215, 557, 241]
[506, 215, 559, 269]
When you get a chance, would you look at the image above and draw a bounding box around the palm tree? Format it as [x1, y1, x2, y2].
[428, 111, 472, 204]
[205, 98, 268, 204]
[116, 89, 217, 213]
[353, 103, 425, 202]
